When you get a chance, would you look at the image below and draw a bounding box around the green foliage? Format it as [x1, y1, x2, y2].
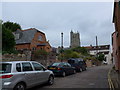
[2, 49, 18, 55]
[2, 25, 15, 51]
[2, 21, 21, 54]
[72, 47, 88, 55]
[58, 47, 90, 60]
[71, 52, 79, 58]
[83, 56, 96, 61]
[34, 50, 48, 58]
[3, 21, 21, 32]
[96, 53, 105, 61]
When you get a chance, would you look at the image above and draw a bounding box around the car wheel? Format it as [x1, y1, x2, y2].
[14, 83, 26, 90]
[62, 71, 66, 77]
[48, 75, 54, 85]
[73, 70, 76, 74]
[79, 68, 82, 72]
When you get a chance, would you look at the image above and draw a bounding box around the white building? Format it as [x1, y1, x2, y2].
[85, 45, 112, 64]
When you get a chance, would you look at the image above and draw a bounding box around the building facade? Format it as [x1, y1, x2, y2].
[112, 1, 120, 71]
[112, 32, 119, 70]
[70, 30, 80, 48]
[13, 28, 51, 52]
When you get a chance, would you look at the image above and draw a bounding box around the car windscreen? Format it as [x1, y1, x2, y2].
[0, 63, 12, 74]
[68, 60, 75, 64]
[51, 63, 60, 66]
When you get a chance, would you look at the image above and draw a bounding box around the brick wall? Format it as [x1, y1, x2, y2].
[15, 31, 51, 52]
[113, 2, 120, 72]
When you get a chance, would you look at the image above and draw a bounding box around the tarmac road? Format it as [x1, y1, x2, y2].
[29, 65, 111, 89]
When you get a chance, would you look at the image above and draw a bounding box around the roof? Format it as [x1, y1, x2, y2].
[0, 61, 40, 64]
[15, 28, 45, 44]
[84, 45, 110, 51]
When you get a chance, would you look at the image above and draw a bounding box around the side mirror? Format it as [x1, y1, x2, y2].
[43, 68, 47, 71]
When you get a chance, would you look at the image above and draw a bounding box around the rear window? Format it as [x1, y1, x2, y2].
[16, 63, 21, 72]
[68, 60, 75, 64]
[0, 63, 12, 74]
[51, 63, 60, 66]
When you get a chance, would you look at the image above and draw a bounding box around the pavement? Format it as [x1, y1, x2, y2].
[29, 65, 112, 89]
[109, 67, 120, 89]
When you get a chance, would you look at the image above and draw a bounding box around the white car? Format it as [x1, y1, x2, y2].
[0, 61, 54, 90]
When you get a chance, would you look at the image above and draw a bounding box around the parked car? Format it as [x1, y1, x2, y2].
[47, 62, 76, 77]
[68, 58, 87, 72]
[0, 61, 54, 90]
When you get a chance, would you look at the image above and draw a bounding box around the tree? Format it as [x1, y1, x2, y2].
[72, 47, 88, 55]
[2, 25, 15, 51]
[3, 21, 21, 32]
[71, 52, 80, 58]
[34, 50, 48, 59]
[2, 21, 22, 54]
[96, 53, 105, 61]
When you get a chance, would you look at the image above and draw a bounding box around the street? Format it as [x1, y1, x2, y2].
[29, 65, 111, 89]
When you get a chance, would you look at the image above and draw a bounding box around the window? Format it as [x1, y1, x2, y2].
[16, 63, 21, 72]
[32, 63, 43, 71]
[22, 62, 33, 71]
[63, 63, 68, 67]
[32, 47, 36, 51]
[66, 63, 71, 67]
[0, 63, 11, 74]
[38, 35, 43, 41]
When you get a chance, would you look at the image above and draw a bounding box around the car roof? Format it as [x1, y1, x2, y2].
[0, 61, 38, 64]
[68, 58, 84, 61]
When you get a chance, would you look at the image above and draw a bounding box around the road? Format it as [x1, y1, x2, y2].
[29, 65, 111, 89]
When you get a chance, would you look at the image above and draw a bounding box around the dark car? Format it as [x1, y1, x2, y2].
[47, 62, 76, 77]
[68, 58, 87, 72]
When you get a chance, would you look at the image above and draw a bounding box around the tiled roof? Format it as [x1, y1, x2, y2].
[15, 28, 44, 44]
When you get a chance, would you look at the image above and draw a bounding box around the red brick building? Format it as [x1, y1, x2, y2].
[112, 32, 119, 70]
[13, 28, 51, 52]
[112, 1, 120, 72]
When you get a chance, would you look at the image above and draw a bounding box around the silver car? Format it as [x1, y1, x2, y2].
[0, 61, 54, 90]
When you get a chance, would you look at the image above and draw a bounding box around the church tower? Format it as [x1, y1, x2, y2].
[70, 30, 80, 48]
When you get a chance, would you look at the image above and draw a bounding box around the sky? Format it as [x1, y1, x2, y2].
[2, 2, 115, 48]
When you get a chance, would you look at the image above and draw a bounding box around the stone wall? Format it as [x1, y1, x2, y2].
[2, 50, 32, 62]
[2, 53, 30, 62]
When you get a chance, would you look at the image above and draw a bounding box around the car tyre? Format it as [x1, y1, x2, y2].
[73, 70, 76, 74]
[14, 83, 26, 90]
[79, 68, 82, 72]
[48, 75, 54, 85]
[62, 71, 66, 77]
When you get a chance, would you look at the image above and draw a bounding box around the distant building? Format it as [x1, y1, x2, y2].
[84, 45, 112, 64]
[112, 1, 120, 72]
[70, 30, 80, 48]
[13, 28, 51, 52]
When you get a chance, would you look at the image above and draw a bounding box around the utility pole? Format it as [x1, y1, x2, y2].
[61, 32, 63, 62]
[61, 32, 63, 48]
[96, 36, 98, 56]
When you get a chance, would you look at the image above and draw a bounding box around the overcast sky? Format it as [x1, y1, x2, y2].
[2, 2, 115, 48]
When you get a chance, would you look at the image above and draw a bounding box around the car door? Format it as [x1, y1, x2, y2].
[62, 63, 71, 75]
[66, 63, 73, 74]
[32, 62, 49, 84]
[22, 62, 36, 86]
